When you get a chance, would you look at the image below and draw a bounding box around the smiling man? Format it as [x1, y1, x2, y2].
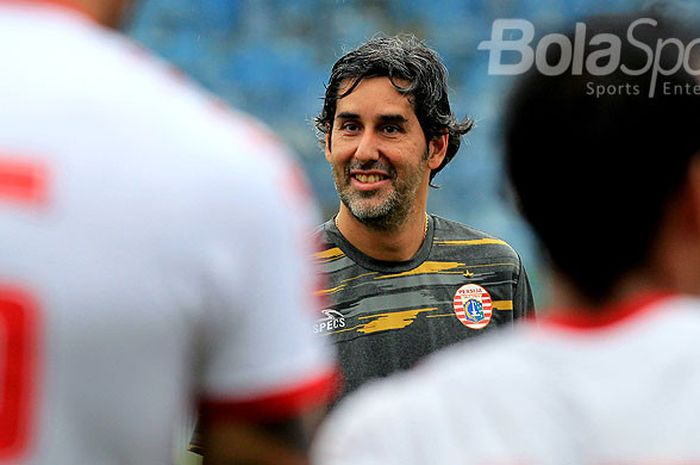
[314, 35, 535, 399]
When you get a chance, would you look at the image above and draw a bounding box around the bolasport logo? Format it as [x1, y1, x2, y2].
[477, 18, 700, 98]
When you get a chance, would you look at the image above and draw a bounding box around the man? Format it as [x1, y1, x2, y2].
[0, 1, 337, 464]
[313, 35, 535, 398]
[312, 13, 700, 465]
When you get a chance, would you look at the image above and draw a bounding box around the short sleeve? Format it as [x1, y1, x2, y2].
[513, 254, 536, 320]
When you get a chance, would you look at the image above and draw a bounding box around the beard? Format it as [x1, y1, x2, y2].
[332, 156, 427, 231]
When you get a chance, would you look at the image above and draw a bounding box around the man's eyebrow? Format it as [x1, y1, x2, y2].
[378, 114, 408, 124]
[334, 113, 409, 124]
[335, 112, 359, 120]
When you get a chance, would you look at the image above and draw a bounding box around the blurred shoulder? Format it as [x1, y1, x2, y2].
[313, 327, 541, 465]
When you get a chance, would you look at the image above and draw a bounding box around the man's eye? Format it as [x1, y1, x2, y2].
[382, 125, 400, 134]
[341, 123, 360, 132]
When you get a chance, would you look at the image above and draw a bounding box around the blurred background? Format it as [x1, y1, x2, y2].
[126, 0, 700, 307]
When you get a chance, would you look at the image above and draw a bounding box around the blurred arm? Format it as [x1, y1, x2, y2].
[201, 406, 327, 465]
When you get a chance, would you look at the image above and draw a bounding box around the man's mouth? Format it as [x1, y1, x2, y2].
[349, 171, 391, 190]
[354, 173, 387, 183]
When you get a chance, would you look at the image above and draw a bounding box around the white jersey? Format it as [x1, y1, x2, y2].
[313, 293, 700, 465]
[0, 2, 336, 464]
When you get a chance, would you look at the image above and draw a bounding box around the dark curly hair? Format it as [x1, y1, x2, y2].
[315, 34, 474, 184]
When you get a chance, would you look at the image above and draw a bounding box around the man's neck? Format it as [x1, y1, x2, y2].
[547, 267, 687, 320]
[335, 206, 428, 262]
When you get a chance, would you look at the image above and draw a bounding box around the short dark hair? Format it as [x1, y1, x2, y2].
[505, 14, 700, 302]
[315, 34, 474, 184]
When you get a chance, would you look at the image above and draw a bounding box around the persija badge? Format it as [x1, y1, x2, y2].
[453, 283, 493, 330]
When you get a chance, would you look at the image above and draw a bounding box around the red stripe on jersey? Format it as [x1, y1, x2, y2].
[199, 368, 341, 422]
[541, 292, 675, 331]
[0, 157, 48, 206]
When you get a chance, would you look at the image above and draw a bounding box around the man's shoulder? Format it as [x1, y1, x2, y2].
[313, 219, 350, 263]
[432, 215, 507, 241]
[431, 215, 522, 262]
[314, 220, 336, 248]
[314, 219, 335, 237]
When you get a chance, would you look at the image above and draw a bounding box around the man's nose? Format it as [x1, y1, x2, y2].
[353, 131, 381, 163]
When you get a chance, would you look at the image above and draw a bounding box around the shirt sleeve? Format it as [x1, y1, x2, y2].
[513, 253, 536, 320]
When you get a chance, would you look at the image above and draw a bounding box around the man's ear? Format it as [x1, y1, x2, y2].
[324, 133, 332, 162]
[427, 133, 449, 170]
[686, 155, 700, 235]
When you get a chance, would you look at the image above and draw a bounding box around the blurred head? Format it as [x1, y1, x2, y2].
[71, 0, 134, 28]
[316, 35, 474, 186]
[505, 14, 700, 302]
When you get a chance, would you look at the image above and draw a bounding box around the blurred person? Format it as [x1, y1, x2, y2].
[312, 13, 700, 465]
[0, 1, 337, 464]
[313, 35, 535, 399]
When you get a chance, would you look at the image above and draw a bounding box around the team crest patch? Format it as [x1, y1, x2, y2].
[452, 284, 493, 330]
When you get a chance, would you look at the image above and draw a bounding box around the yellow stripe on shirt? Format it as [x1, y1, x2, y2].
[314, 247, 345, 261]
[434, 238, 509, 247]
[376, 261, 464, 279]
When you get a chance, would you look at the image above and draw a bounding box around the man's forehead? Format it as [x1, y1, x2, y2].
[335, 76, 415, 118]
[337, 75, 411, 93]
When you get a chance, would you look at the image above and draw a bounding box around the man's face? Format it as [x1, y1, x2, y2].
[326, 77, 439, 230]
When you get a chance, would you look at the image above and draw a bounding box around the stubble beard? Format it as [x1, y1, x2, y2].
[333, 162, 425, 232]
